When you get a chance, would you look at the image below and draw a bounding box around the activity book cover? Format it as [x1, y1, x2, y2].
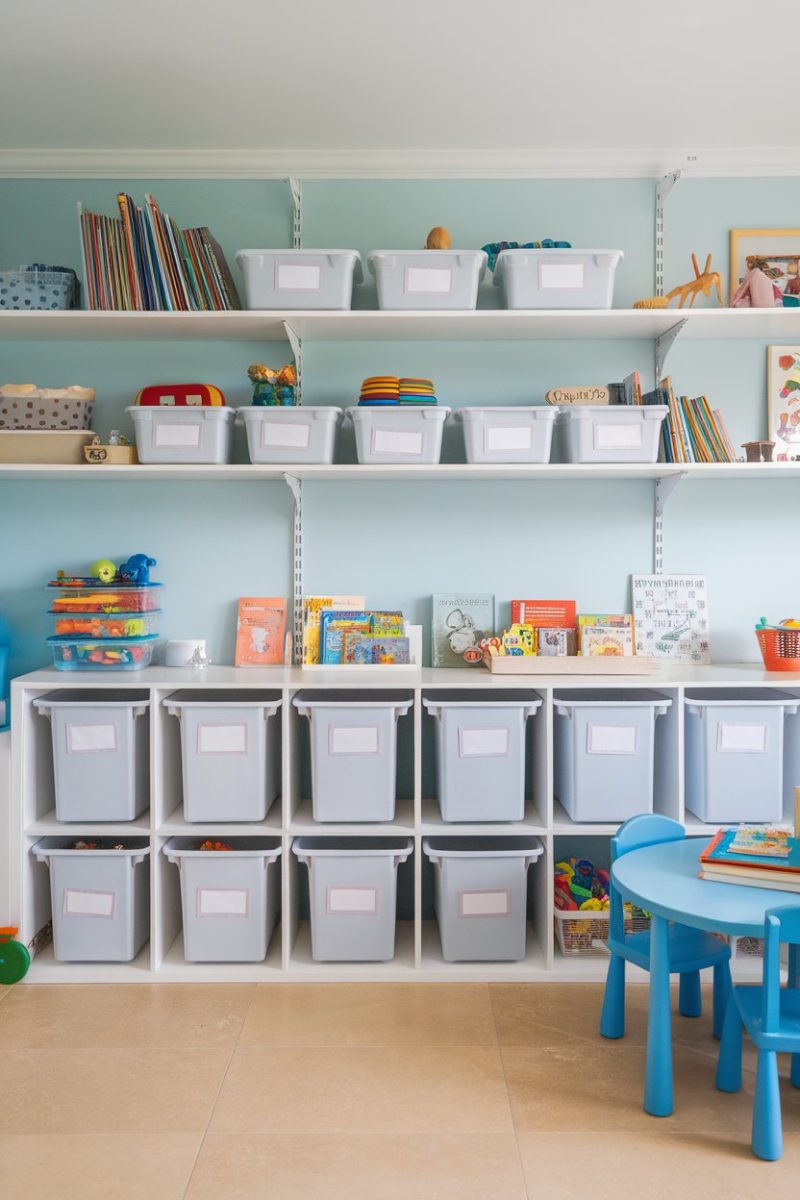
[235, 597, 286, 666]
[432, 594, 495, 667]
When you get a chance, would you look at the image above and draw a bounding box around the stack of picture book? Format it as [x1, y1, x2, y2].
[642, 376, 736, 463]
[78, 192, 240, 311]
[302, 596, 411, 665]
[699, 824, 800, 892]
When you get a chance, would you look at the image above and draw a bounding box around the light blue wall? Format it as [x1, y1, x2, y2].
[2, 175, 800, 675]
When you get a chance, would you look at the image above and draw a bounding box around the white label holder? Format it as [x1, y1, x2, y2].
[404, 266, 453, 294]
[327, 886, 379, 914]
[276, 262, 321, 291]
[459, 727, 510, 758]
[594, 423, 644, 450]
[197, 723, 249, 754]
[197, 888, 250, 917]
[459, 889, 510, 917]
[717, 722, 769, 753]
[539, 262, 584, 289]
[66, 722, 118, 754]
[372, 428, 424, 456]
[153, 422, 202, 448]
[63, 888, 116, 918]
[262, 421, 311, 449]
[587, 724, 639, 755]
[329, 725, 380, 755]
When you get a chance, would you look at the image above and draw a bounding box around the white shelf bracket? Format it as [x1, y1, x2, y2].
[283, 320, 303, 406]
[654, 317, 688, 384]
[655, 169, 682, 296]
[653, 470, 687, 574]
[287, 176, 302, 249]
[283, 472, 304, 664]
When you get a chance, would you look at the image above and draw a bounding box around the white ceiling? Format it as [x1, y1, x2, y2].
[3, 0, 800, 176]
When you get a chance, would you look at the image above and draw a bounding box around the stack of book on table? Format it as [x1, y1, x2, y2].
[699, 825, 800, 892]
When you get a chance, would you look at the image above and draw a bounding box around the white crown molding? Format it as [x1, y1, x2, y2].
[0, 146, 799, 180]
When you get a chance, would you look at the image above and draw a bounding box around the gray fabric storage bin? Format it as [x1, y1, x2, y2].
[33, 690, 150, 822]
[684, 689, 799, 823]
[293, 837, 412, 961]
[293, 691, 412, 821]
[165, 837, 281, 962]
[33, 838, 150, 962]
[554, 690, 672, 822]
[423, 691, 541, 822]
[424, 837, 543, 962]
[164, 691, 282, 823]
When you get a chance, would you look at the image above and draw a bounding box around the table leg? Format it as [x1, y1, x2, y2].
[645, 913, 673, 1118]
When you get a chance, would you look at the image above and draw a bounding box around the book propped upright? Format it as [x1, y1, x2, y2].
[235, 598, 286, 666]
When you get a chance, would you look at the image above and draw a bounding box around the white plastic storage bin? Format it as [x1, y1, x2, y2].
[554, 690, 672, 822]
[33, 838, 150, 962]
[293, 837, 412, 961]
[684, 689, 800, 823]
[367, 250, 487, 310]
[347, 406, 450, 465]
[126, 406, 235, 464]
[555, 404, 668, 464]
[238, 406, 341, 464]
[293, 691, 412, 821]
[456, 406, 556, 464]
[493, 248, 624, 310]
[424, 837, 543, 961]
[33, 690, 149, 822]
[164, 691, 282, 823]
[164, 837, 281, 962]
[422, 691, 541, 822]
[235, 249, 362, 310]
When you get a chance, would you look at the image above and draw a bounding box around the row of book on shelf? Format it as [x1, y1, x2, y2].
[234, 578, 711, 668]
[79, 191, 240, 311]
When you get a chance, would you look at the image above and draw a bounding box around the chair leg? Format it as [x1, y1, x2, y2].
[599, 951, 626, 1039]
[715, 993, 743, 1094]
[679, 970, 702, 1018]
[791, 1054, 800, 1089]
[752, 1050, 783, 1161]
[712, 959, 733, 1040]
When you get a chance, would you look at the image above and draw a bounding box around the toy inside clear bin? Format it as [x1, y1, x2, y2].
[47, 635, 158, 671]
[50, 610, 162, 639]
[47, 584, 163, 614]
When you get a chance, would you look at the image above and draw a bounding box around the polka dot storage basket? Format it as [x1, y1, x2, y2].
[0, 265, 78, 310]
[0, 385, 95, 430]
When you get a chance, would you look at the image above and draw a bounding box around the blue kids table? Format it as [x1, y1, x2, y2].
[612, 837, 793, 1118]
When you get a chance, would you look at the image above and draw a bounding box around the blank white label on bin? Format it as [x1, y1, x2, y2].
[329, 725, 380, 755]
[63, 888, 116, 918]
[198, 888, 250, 917]
[593, 423, 643, 450]
[327, 886, 378, 915]
[153, 422, 202, 448]
[261, 421, 311, 449]
[587, 724, 639, 755]
[539, 262, 584, 289]
[717, 722, 768, 753]
[372, 428, 424, 456]
[459, 727, 510, 758]
[459, 889, 510, 917]
[276, 262, 321, 291]
[197, 723, 248, 754]
[485, 425, 533, 452]
[404, 266, 452, 294]
[66, 722, 118, 754]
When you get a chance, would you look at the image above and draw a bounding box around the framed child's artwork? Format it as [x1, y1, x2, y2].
[767, 346, 800, 462]
[631, 575, 710, 663]
[730, 229, 800, 302]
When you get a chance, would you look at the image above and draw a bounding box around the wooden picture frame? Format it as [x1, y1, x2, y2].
[730, 228, 800, 302]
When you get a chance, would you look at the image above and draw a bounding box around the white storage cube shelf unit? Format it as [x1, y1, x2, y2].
[11, 670, 796, 983]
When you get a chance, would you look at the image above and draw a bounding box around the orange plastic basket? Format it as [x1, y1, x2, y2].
[756, 627, 800, 672]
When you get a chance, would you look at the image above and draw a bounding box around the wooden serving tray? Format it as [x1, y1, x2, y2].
[483, 651, 659, 675]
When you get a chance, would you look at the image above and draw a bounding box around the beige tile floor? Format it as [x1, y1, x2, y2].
[0, 981, 799, 1198]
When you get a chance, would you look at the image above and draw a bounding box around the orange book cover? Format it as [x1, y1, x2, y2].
[510, 600, 576, 628]
[235, 597, 286, 666]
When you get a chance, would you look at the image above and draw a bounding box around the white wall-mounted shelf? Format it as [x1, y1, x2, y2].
[3, 306, 800, 343]
[10, 666, 794, 984]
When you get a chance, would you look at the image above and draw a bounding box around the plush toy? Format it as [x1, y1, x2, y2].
[730, 267, 782, 308]
[117, 554, 156, 586]
[90, 558, 117, 584]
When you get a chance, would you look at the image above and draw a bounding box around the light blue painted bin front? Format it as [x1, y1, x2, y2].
[165, 838, 281, 962]
[684, 689, 800, 823]
[33, 838, 150, 962]
[554, 690, 672, 822]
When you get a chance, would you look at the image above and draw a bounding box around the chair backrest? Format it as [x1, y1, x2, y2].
[608, 815, 685, 942]
[762, 905, 800, 1033]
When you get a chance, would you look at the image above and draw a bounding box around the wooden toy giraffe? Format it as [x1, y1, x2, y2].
[634, 254, 724, 309]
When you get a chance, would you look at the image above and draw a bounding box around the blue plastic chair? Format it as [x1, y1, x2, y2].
[716, 906, 800, 1161]
[600, 814, 733, 1041]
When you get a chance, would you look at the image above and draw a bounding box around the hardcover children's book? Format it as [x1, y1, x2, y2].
[235, 597, 286, 666]
[578, 614, 634, 657]
[432, 594, 494, 667]
[320, 610, 372, 664]
[302, 595, 365, 664]
[510, 600, 576, 629]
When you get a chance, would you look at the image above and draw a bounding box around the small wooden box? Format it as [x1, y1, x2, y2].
[83, 438, 138, 465]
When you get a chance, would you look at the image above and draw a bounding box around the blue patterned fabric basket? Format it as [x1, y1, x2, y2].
[0, 265, 78, 310]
